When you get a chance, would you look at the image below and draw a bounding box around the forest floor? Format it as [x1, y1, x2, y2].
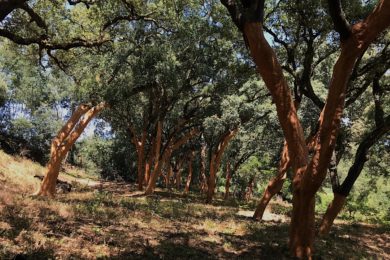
[0, 150, 389, 259]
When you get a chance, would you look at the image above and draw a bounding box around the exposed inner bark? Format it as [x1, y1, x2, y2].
[206, 128, 238, 203]
[253, 142, 289, 220]
[239, 1, 390, 256]
[184, 151, 194, 194]
[244, 175, 255, 201]
[224, 161, 231, 200]
[129, 126, 147, 191]
[35, 102, 106, 197]
[145, 127, 198, 195]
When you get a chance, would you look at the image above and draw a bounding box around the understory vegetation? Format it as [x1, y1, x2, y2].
[0, 152, 389, 259]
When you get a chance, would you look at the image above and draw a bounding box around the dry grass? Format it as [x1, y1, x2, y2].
[0, 150, 389, 259]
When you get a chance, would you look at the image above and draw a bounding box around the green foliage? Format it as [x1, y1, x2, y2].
[0, 76, 7, 107]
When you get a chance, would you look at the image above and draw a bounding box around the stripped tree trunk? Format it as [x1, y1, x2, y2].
[253, 129, 317, 220]
[35, 102, 106, 197]
[199, 143, 208, 193]
[224, 161, 231, 200]
[253, 142, 289, 220]
[244, 176, 255, 201]
[206, 128, 238, 203]
[184, 151, 194, 194]
[145, 127, 198, 195]
[219, 0, 390, 256]
[129, 127, 147, 191]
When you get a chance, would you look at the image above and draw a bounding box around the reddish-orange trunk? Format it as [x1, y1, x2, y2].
[206, 153, 217, 203]
[184, 153, 194, 194]
[36, 102, 106, 197]
[206, 129, 238, 203]
[318, 193, 346, 236]
[224, 161, 231, 200]
[254, 143, 289, 220]
[244, 176, 255, 201]
[145, 126, 198, 195]
[289, 192, 315, 258]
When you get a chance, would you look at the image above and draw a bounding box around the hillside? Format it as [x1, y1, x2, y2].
[0, 150, 389, 259]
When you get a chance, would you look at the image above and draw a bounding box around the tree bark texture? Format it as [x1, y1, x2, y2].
[145, 127, 198, 195]
[36, 102, 106, 197]
[224, 161, 231, 200]
[206, 128, 238, 203]
[184, 151, 194, 194]
[239, 2, 390, 256]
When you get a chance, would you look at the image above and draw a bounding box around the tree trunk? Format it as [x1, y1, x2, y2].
[134, 130, 147, 191]
[184, 152, 194, 194]
[318, 193, 346, 235]
[35, 102, 106, 197]
[289, 192, 315, 258]
[145, 121, 163, 195]
[206, 153, 217, 203]
[319, 115, 389, 235]
[145, 127, 198, 195]
[144, 137, 156, 186]
[144, 160, 151, 186]
[244, 176, 255, 201]
[224, 161, 231, 200]
[253, 143, 289, 220]
[199, 143, 208, 193]
[206, 128, 238, 203]
[145, 157, 165, 194]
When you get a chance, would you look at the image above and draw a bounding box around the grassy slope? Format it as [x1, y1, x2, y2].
[0, 150, 389, 259]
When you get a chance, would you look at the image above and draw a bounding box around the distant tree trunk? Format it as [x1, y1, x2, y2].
[35, 102, 106, 197]
[199, 143, 208, 193]
[245, 175, 255, 201]
[144, 160, 151, 186]
[166, 164, 173, 189]
[224, 161, 231, 200]
[144, 136, 157, 186]
[129, 126, 147, 191]
[206, 128, 238, 203]
[184, 151, 194, 194]
[145, 127, 198, 195]
[253, 142, 289, 220]
[173, 157, 184, 190]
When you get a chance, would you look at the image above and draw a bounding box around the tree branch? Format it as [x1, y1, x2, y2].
[220, 0, 243, 31]
[327, 0, 351, 40]
[20, 3, 47, 30]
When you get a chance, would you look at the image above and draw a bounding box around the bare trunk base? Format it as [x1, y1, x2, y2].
[289, 192, 315, 258]
[34, 163, 62, 197]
